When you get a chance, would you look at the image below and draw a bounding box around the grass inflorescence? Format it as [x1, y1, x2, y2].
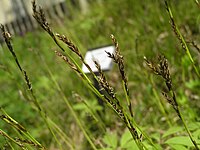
[144, 54, 200, 150]
[165, 0, 200, 78]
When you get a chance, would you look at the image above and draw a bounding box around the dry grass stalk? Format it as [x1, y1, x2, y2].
[94, 61, 140, 140]
[1, 25, 41, 111]
[0, 115, 27, 132]
[55, 50, 81, 75]
[0, 24, 65, 149]
[144, 55, 172, 91]
[144, 55, 200, 150]
[56, 33, 95, 76]
[106, 34, 133, 117]
[187, 40, 200, 53]
[32, 0, 65, 52]
[56, 34, 83, 59]
[164, 0, 200, 78]
[0, 24, 41, 111]
[144, 55, 179, 117]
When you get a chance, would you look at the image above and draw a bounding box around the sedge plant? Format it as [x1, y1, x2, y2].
[144, 54, 200, 150]
[31, 0, 158, 149]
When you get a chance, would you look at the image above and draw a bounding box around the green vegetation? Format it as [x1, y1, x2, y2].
[0, 0, 200, 149]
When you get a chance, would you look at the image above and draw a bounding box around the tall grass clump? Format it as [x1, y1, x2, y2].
[0, 0, 200, 149]
[0, 24, 63, 149]
[31, 0, 159, 149]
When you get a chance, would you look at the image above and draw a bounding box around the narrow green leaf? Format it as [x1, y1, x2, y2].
[165, 136, 193, 147]
[124, 140, 139, 150]
[168, 144, 188, 150]
[102, 132, 118, 148]
[162, 126, 183, 138]
[120, 129, 132, 147]
[187, 122, 200, 131]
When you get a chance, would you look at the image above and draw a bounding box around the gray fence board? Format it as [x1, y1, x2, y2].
[0, 0, 70, 37]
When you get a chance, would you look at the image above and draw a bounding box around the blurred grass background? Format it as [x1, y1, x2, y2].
[0, 0, 200, 149]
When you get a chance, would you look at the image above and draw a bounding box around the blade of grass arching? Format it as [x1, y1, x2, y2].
[177, 105, 200, 150]
[53, 40, 154, 149]
[32, 4, 153, 148]
[5, 140, 15, 150]
[38, 54, 97, 150]
[0, 25, 62, 150]
[110, 34, 133, 117]
[48, 72, 97, 150]
[42, 30, 153, 149]
[1, 110, 33, 149]
[81, 99, 106, 131]
[55, 43, 148, 149]
[47, 118, 75, 150]
[149, 75, 172, 127]
[195, 0, 200, 6]
[10, 128, 33, 150]
[0, 108, 42, 149]
[74, 64, 148, 150]
[130, 118, 159, 150]
[165, 1, 200, 78]
[0, 129, 26, 150]
[145, 55, 199, 149]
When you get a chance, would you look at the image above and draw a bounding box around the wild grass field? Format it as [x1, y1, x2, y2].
[0, 0, 200, 149]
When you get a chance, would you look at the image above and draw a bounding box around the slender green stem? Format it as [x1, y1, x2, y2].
[51, 75, 97, 150]
[122, 80, 133, 117]
[6, 140, 15, 150]
[123, 115, 145, 150]
[38, 111, 63, 150]
[194, 0, 200, 6]
[53, 33, 158, 150]
[130, 118, 159, 150]
[47, 118, 75, 150]
[165, 0, 200, 78]
[1, 25, 62, 149]
[178, 108, 200, 150]
[40, 56, 97, 150]
[81, 99, 106, 131]
[33, 7, 156, 148]
[0, 108, 43, 149]
[0, 129, 26, 150]
[150, 75, 172, 127]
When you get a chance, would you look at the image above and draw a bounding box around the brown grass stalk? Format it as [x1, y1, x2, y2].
[144, 55, 200, 150]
